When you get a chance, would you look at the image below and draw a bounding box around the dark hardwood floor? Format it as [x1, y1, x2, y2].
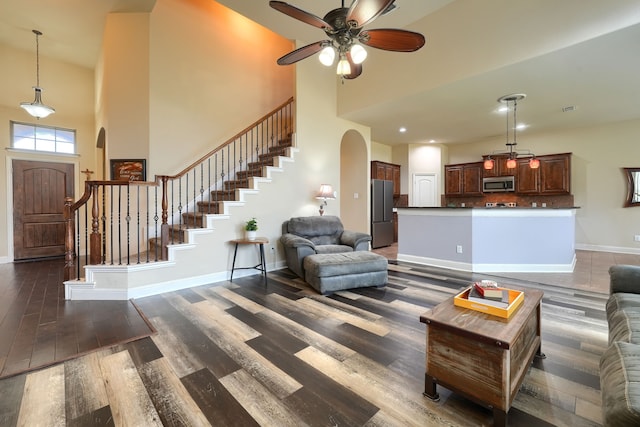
[0, 249, 638, 426]
[0, 259, 155, 379]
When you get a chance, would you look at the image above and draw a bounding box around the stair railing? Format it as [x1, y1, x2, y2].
[64, 97, 294, 281]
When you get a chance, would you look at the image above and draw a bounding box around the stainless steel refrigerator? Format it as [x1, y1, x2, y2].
[371, 179, 394, 248]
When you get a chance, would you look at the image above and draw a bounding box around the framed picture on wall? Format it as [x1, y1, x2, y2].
[110, 159, 146, 181]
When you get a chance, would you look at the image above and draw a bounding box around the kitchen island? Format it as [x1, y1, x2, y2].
[396, 207, 577, 273]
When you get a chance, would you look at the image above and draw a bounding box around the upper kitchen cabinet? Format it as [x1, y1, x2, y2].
[539, 153, 571, 194]
[371, 161, 401, 196]
[445, 162, 483, 197]
[516, 153, 571, 194]
[516, 158, 540, 193]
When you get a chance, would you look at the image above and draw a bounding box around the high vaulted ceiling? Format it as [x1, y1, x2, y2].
[2, 0, 640, 147]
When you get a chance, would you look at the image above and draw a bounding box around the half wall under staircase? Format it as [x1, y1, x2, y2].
[64, 98, 296, 300]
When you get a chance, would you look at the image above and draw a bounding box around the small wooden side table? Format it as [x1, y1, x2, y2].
[229, 237, 268, 284]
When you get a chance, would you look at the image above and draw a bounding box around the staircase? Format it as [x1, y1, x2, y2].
[156, 132, 294, 248]
[64, 98, 296, 300]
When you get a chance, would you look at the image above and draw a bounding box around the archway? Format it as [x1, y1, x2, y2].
[340, 130, 369, 234]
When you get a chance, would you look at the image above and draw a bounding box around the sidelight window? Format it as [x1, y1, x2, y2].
[10, 121, 76, 154]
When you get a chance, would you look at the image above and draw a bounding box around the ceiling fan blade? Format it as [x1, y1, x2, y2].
[346, 0, 395, 28]
[360, 29, 426, 52]
[344, 51, 363, 79]
[269, 1, 334, 30]
[276, 41, 328, 65]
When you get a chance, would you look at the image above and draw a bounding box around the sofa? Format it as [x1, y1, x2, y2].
[280, 216, 372, 279]
[600, 264, 640, 426]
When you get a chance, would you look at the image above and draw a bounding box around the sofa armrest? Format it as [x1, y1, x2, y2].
[280, 233, 316, 250]
[340, 230, 372, 250]
[609, 265, 640, 294]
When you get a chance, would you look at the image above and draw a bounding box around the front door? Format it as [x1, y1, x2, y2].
[13, 160, 74, 260]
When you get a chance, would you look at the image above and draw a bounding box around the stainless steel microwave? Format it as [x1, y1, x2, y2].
[483, 176, 515, 192]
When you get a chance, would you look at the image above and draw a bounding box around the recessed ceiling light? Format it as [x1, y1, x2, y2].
[429, 139, 436, 143]
[399, 127, 407, 133]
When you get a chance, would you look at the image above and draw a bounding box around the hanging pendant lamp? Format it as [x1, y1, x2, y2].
[20, 30, 55, 119]
[483, 93, 538, 170]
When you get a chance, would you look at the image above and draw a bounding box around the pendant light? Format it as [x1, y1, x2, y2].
[20, 30, 55, 119]
[484, 93, 538, 170]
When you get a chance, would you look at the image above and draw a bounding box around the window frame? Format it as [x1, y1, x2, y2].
[10, 121, 77, 155]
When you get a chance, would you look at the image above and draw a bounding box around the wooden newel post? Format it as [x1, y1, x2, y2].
[89, 183, 101, 265]
[160, 176, 169, 261]
[64, 197, 75, 281]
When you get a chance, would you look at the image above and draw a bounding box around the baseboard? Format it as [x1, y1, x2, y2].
[65, 260, 289, 300]
[576, 243, 640, 255]
[397, 253, 576, 273]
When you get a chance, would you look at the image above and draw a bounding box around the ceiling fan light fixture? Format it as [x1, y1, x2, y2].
[336, 56, 351, 75]
[270, 1, 426, 80]
[350, 44, 367, 64]
[319, 46, 336, 66]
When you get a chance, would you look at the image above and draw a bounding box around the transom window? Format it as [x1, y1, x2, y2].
[11, 121, 76, 154]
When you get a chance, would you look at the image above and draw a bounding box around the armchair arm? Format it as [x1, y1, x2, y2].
[280, 233, 316, 250]
[340, 230, 372, 250]
[609, 265, 640, 294]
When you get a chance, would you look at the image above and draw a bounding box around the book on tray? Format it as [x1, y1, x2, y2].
[469, 282, 510, 308]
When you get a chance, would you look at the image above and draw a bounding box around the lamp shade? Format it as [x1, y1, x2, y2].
[350, 44, 367, 64]
[316, 184, 335, 199]
[506, 158, 517, 169]
[319, 46, 335, 66]
[483, 158, 495, 170]
[529, 157, 540, 169]
[336, 57, 351, 76]
[20, 87, 55, 119]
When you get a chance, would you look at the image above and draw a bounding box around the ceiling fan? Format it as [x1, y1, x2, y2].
[269, 0, 426, 79]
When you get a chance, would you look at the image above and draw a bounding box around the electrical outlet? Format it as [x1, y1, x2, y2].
[456, 245, 463, 254]
[635, 235, 640, 242]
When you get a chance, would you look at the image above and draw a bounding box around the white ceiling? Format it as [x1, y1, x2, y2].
[2, 0, 640, 147]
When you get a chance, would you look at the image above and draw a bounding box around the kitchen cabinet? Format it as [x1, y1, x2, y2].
[446, 152, 571, 197]
[371, 161, 401, 196]
[515, 158, 539, 193]
[516, 153, 571, 194]
[539, 153, 571, 194]
[445, 162, 483, 196]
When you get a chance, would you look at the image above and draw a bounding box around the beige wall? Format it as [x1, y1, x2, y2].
[147, 0, 294, 177]
[371, 141, 392, 163]
[293, 51, 372, 234]
[100, 13, 151, 166]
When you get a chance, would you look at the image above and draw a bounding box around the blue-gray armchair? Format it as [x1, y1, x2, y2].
[280, 216, 371, 278]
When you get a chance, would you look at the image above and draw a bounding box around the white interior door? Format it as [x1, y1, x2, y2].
[412, 173, 438, 207]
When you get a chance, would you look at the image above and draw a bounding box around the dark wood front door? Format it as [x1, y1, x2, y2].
[13, 160, 74, 260]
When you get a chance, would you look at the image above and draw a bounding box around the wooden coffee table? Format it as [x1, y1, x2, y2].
[419, 287, 544, 426]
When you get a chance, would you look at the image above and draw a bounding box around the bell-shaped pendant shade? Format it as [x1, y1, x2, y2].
[21, 30, 55, 119]
[20, 87, 55, 119]
[336, 57, 351, 76]
[319, 46, 335, 66]
[483, 158, 495, 170]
